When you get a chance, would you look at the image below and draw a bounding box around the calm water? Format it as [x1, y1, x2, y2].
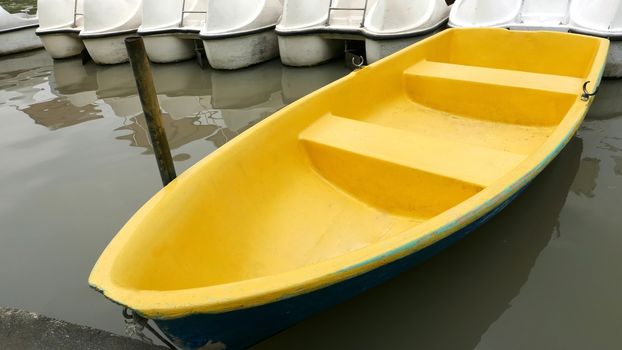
[0, 48, 621, 350]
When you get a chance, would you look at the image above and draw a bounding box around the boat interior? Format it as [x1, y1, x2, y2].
[106, 29, 600, 293]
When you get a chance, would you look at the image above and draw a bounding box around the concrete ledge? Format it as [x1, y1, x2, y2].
[0, 308, 167, 350]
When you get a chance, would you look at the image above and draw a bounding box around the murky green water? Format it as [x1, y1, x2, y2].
[0, 0, 36, 14]
[1, 48, 621, 349]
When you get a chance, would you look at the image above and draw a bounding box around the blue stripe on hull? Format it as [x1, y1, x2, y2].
[155, 187, 527, 350]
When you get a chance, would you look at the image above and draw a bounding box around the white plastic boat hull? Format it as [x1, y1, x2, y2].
[83, 34, 135, 65]
[277, 0, 450, 66]
[39, 33, 84, 59]
[0, 26, 42, 55]
[143, 35, 196, 63]
[365, 28, 445, 64]
[605, 41, 622, 78]
[80, 0, 142, 65]
[203, 30, 279, 70]
[278, 35, 342, 67]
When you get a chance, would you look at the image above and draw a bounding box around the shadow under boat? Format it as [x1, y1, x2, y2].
[252, 136, 583, 350]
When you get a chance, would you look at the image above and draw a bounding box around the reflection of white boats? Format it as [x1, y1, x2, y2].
[35, 0, 85, 59]
[281, 63, 348, 103]
[200, 0, 283, 69]
[449, 0, 622, 77]
[138, 0, 207, 63]
[276, 0, 450, 66]
[0, 49, 51, 76]
[79, 0, 143, 64]
[0, 5, 42, 55]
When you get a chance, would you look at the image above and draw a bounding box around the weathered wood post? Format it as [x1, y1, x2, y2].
[125, 36, 177, 186]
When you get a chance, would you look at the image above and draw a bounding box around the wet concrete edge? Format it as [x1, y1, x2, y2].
[0, 308, 167, 350]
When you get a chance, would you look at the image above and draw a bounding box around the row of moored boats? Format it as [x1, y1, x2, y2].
[2, 0, 622, 73]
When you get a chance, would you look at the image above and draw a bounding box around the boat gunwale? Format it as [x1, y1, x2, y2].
[199, 24, 276, 40]
[78, 28, 138, 40]
[275, 16, 449, 40]
[0, 23, 38, 34]
[88, 28, 609, 319]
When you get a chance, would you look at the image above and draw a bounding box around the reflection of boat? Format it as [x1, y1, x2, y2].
[89, 29, 607, 350]
[201, 0, 283, 70]
[255, 136, 583, 350]
[585, 79, 622, 120]
[94, 64, 137, 98]
[210, 59, 282, 108]
[79, 0, 143, 64]
[21, 97, 102, 130]
[115, 112, 237, 152]
[2, 57, 102, 130]
[281, 63, 349, 103]
[276, 0, 450, 66]
[151, 60, 211, 97]
[50, 57, 97, 95]
[449, 0, 622, 77]
[0, 5, 42, 55]
[35, 0, 85, 59]
[0, 49, 51, 77]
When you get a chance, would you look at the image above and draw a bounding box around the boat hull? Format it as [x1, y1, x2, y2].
[0, 26, 42, 55]
[605, 41, 622, 78]
[155, 187, 524, 350]
[365, 28, 445, 64]
[278, 35, 343, 67]
[202, 30, 279, 70]
[38, 32, 84, 59]
[143, 35, 196, 63]
[82, 33, 135, 65]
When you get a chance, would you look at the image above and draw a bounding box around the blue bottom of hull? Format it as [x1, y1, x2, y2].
[155, 188, 525, 350]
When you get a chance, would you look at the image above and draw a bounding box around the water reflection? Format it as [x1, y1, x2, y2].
[115, 112, 238, 154]
[40, 58, 348, 154]
[0, 49, 50, 79]
[588, 79, 622, 121]
[281, 63, 351, 103]
[253, 137, 583, 350]
[21, 98, 101, 130]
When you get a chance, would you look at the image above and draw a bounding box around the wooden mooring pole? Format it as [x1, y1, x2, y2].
[125, 36, 177, 187]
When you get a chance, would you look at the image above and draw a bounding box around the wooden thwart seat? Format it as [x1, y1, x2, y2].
[300, 114, 527, 188]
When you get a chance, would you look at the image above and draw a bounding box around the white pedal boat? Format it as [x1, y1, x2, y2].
[36, 0, 85, 59]
[138, 0, 207, 63]
[1, 5, 42, 56]
[79, 0, 142, 65]
[276, 0, 451, 66]
[449, 0, 622, 77]
[200, 0, 283, 70]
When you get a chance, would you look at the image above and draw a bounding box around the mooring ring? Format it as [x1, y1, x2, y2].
[581, 81, 599, 101]
[352, 55, 365, 68]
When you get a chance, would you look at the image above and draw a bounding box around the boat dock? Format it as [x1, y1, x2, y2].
[0, 308, 166, 350]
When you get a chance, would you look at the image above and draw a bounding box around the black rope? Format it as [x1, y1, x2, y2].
[123, 307, 178, 349]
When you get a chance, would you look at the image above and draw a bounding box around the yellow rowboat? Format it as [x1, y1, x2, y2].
[89, 28, 608, 349]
